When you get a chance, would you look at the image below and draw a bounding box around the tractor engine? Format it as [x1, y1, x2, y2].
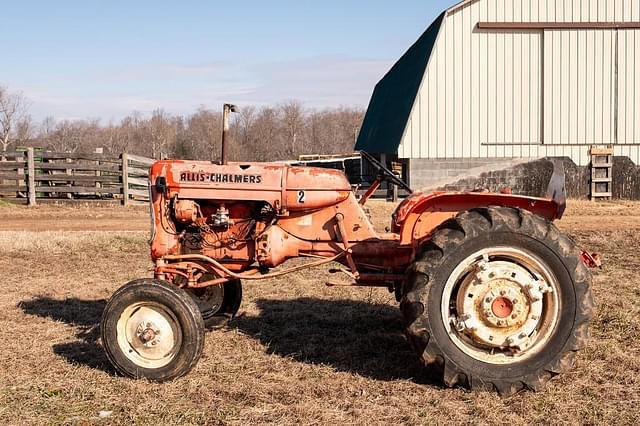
[148, 159, 367, 279]
[169, 198, 276, 270]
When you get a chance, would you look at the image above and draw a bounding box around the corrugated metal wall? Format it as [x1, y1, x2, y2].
[398, 0, 640, 166]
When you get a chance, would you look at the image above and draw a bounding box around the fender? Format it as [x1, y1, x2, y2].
[393, 192, 564, 246]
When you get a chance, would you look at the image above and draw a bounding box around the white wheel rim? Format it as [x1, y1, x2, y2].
[116, 302, 181, 369]
[441, 247, 561, 365]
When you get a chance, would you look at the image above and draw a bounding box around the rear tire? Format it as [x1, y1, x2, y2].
[400, 207, 594, 395]
[101, 279, 205, 382]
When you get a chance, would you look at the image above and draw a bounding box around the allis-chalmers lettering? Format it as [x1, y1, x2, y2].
[180, 171, 263, 184]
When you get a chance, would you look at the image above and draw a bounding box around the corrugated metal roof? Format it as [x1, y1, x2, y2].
[355, 12, 445, 154]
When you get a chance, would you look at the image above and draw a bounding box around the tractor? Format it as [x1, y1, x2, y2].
[101, 152, 596, 394]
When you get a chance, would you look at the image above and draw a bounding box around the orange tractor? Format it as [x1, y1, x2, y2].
[101, 152, 596, 394]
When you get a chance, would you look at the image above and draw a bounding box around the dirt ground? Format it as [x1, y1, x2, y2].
[0, 199, 638, 425]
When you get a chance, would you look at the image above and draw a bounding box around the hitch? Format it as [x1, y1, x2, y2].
[581, 251, 603, 269]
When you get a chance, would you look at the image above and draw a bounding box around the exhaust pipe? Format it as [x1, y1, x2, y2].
[221, 103, 238, 165]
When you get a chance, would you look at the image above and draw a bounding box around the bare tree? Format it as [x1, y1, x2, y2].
[104, 114, 143, 155]
[142, 109, 177, 159]
[178, 107, 221, 161]
[248, 107, 280, 161]
[0, 86, 31, 152]
[280, 100, 305, 157]
[15, 115, 33, 145]
[237, 105, 256, 145]
[40, 116, 56, 138]
[42, 119, 103, 153]
[1, 95, 364, 162]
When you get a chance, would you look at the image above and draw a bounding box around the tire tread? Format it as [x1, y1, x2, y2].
[400, 207, 594, 395]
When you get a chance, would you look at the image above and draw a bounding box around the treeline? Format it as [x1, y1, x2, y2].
[1, 86, 364, 161]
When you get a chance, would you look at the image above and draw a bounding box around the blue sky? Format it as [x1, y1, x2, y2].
[1, 1, 453, 122]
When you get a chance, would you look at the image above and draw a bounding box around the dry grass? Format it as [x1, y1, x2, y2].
[0, 201, 639, 424]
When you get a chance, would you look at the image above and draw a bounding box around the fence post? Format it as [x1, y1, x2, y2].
[16, 152, 25, 198]
[27, 147, 36, 206]
[391, 182, 399, 203]
[122, 153, 129, 206]
[0, 152, 5, 189]
[95, 147, 103, 195]
[65, 156, 73, 199]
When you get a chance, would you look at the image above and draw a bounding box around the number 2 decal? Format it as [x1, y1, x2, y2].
[297, 190, 306, 203]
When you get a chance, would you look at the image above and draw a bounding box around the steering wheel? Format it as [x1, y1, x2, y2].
[360, 151, 413, 194]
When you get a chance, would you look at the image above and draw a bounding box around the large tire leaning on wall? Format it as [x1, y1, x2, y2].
[101, 279, 205, 382]
[400, 207, 594, 395]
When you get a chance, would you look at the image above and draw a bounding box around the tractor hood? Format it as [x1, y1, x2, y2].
[150, 160, 352, 212]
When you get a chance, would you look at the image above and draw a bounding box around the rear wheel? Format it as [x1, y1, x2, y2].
[401, 207, 594, 395]
[101, 279, 205, 382]
[185, 277, 242, 329]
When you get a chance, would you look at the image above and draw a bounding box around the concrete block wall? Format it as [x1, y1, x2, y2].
[408, 158, 544, 193]
[408, 157, 640, 199]
[408, 158, 509, 184]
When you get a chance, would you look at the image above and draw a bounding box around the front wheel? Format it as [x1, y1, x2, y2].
[101, 279, 205, 382]
[401, 207, 594, 395]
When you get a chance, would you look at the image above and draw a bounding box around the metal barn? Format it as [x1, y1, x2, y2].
[356, 0, 640, 197]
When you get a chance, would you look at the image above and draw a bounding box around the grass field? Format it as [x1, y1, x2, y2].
[0, 200, 639, 424]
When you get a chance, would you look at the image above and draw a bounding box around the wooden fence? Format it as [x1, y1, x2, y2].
[0, 148, 154, 206]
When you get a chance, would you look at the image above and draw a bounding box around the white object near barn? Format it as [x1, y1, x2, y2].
[356, 0, 640, 194]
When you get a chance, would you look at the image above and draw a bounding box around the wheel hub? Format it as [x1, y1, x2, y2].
[189, 285, 224, 318]
[454, 257, 554, 352]
[479, 283, 528, 328]
[117, 304, 180, 368]
[136, 322, 161, 346]
[491, 297, 513, 318]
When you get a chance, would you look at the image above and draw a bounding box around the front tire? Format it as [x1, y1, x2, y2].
[401, 207, 594, 395]
[101, 279, 205, 382]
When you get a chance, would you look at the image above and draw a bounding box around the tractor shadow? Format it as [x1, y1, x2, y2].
[18, 296, 441, 386]
[17, 297, 114, 373]
[232, 298, 441, 386]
